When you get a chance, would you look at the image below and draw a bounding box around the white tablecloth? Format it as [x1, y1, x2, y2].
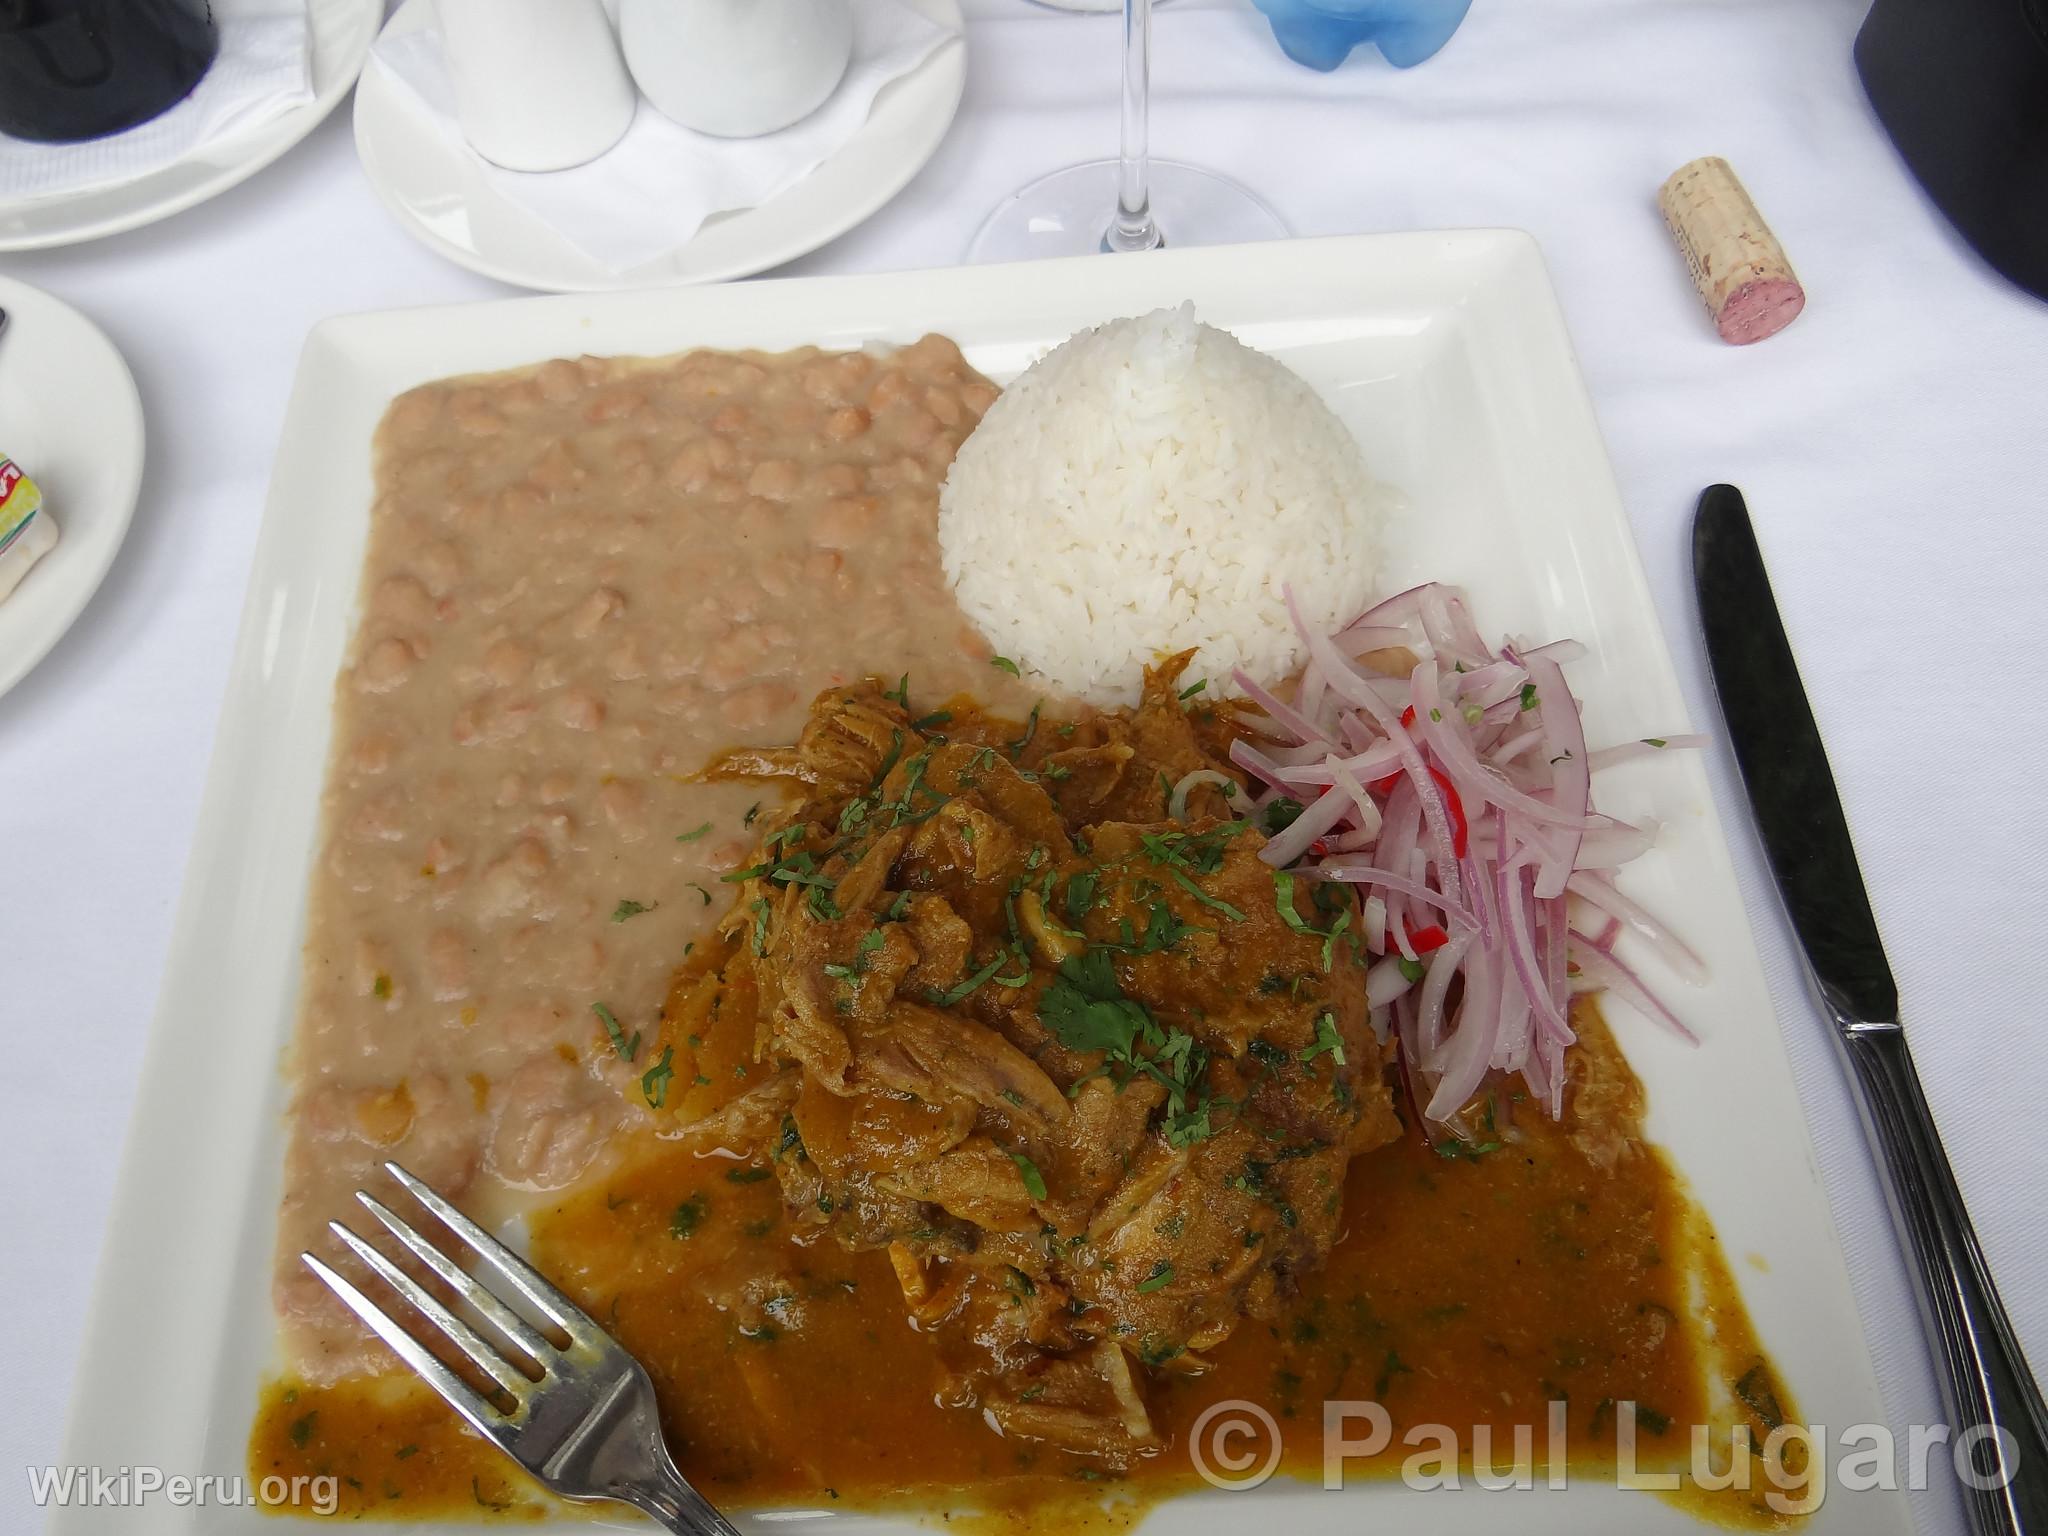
[4, 3, 2045, 1532]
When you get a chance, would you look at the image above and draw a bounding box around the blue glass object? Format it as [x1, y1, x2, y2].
[1251, 0, 1472, 70]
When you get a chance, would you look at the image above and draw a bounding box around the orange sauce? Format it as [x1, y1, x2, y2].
[251, 1010, 1801, 1529]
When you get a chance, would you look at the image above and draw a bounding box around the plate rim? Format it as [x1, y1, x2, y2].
[0, 0, 383, 254]
[350, 0, 969, 293]
[51, 230, 1910, 1534]
[0, 275, 147, 699]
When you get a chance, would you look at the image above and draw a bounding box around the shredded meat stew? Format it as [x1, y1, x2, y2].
[640, 659, 1401, 1460]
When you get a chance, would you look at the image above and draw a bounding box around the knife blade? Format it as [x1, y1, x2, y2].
[1693, 483, 2048, 1536]
[1691, 482, 1898, 1029]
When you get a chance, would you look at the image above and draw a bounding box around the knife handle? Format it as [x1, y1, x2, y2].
[1838, 1023, 2048, 1534]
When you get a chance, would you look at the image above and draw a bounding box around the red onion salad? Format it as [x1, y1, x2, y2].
[1225, 583, 1706, 1136]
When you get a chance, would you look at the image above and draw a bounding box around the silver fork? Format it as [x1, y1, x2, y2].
[303, 1161, 742, 1535]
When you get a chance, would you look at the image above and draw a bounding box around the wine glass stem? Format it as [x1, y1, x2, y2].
[1105, 0, 1161, 252]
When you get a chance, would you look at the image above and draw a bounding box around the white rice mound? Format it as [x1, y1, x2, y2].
[938, 303, 1380, 708]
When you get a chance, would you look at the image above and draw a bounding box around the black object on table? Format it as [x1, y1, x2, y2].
[0, 0, 219, 145]
[1856, 0, 2048, 302]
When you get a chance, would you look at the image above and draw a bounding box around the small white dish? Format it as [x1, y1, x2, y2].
[55, 232, 1907, 1536]
[0, 0, 382, 254]
[0, 276, 146, 700]
[353, 0, 967, 292]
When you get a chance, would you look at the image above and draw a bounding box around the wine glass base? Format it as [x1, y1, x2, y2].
[965, 159, 1289, 263]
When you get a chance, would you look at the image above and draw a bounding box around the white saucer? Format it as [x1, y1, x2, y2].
[0, 0, 381, 253]
[0, 277, 146, 699]
[353, 0, 967, 292]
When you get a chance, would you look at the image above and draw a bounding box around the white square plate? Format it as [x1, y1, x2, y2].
[56, 232, 1908, 1535]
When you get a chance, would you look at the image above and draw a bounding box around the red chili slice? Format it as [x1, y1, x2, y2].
[1426, 766, 1470, 859]
[1404, 923, 1450, 954]
[1371, 706, 1422, 793]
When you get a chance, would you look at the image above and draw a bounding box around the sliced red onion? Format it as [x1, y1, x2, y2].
[1501, 855, 1573, 1043]
[1229, 584, 1701, 1126]
[1300, 859, 1478, 930]
[1566, 936, 1700, 1044]
[1524, 650, 1589, 898]
[1228, 739, 1296, 795]
[1574, 819, 1658, 869]
[1427, 944, 1500, 1118]
[1326, 754, 1384, 844]
[1231, 668, 1334, 747]
[1414, 931, 1475, 1058]
[1339, 624, 1414, 658]
[1258, 777, 1355, 868]
[1366, 956, 1416, 1009]
[1522, 638, 1588, 666]
[1565, 871, 1709, 985]
[1350, 582, 1432, 632]
[1419, 585, 1493, 668]
[1585, 734, 1708, 772]
[1287, 588, 1464, 910]
[1169, 769, 1239, 824]
[1493, 728, 1548, 766]
[1412, 665, 1608, 833]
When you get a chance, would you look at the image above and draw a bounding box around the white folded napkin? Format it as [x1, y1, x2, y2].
[0, 0, 313, 204]
[372, 0, 959, 276]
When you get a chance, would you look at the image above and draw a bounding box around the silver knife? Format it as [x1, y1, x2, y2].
[1694, 483, 2048, 1535]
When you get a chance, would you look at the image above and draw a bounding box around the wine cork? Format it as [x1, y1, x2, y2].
[1659, 157, 1805, 345]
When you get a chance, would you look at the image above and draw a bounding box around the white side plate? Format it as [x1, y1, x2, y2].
[0, 0, 381, 253]
[353, 0, 968, 293]
[0, 276, 145, 699]
[55, 232, 1909, 1535]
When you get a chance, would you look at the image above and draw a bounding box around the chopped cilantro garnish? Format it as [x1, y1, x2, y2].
[640, 1046, 675, 1108]
[610, 899, 656, 923]
[1169, 866, 1244, 921]
[669, 1194, 707, 1237]
[1643, 737, 1668, 748]
[1396, 955, 1426, 984]
[1009, 702, 1042, 757]
[688, 882, 712, 906]
[1520, 682, 1539, 711]
[593, 1002, 639, 1063]
[1299, 1011, 1347, 1067]
[1039, 950, 1151, 1056]
[1374, 1348, 1413, 1399]
[934, 951, 1009, 1007]
[1263, 796, 1304, 834]
[726, 1166, 772, 1184]
[1010, 1151, 1048, 1201]
[1178, 678, 1207, 701]
[742, 802, 762, 827]
[1136, 1261, 1175, 1294]
[1063, 870, 1101, 928]
[675, 822, 712, 843]
[990, 656, 1021, 677]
